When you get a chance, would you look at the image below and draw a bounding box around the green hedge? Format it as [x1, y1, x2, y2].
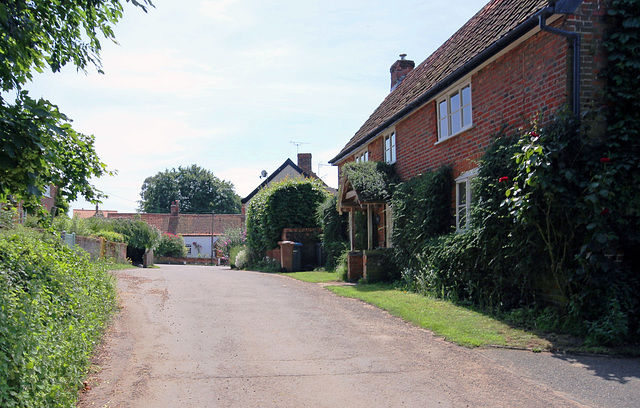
[245, 177, 330, 252]
[0, 227, 117, 407]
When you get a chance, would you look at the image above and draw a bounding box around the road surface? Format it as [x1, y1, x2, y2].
[78, 265, 637, 407]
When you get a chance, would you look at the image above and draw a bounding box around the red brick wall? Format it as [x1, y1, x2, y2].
[338, 1, 607, 184]
[394, 24, 570, 182]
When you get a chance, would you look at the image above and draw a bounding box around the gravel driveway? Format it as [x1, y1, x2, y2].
[79, 265, 637, 407]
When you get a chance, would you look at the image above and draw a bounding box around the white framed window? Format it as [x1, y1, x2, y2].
[455, 168, 477, 231]
[438, 82, 472, 141]
[355, 149, 369, 163]
[384, 131, 396, 164]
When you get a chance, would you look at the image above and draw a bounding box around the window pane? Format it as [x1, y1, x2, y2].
[450, 92, 460, 110]
[459, 207, 467, 229]
[439, 118, 448, 138]
[458, 181, 467, 205]
[462, 86, 471, 106]
[439, 100, 448, 119]
[451, 111, 461, 134]
[462, 105, 472, 127]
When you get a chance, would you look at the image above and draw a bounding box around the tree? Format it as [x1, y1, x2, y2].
[138, 165, 241, 214]
[0, 0, 153, 212]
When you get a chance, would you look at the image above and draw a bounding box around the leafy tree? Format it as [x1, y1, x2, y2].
[0, 0, 153, 212]
[138, 165, 241, 214]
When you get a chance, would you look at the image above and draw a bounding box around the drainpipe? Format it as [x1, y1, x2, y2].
[539, 9, 581, 118]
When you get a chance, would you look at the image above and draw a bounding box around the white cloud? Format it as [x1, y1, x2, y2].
[199, 0, 239, 22]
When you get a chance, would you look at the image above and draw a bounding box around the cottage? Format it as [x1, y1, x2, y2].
[330, 0, 608, 278]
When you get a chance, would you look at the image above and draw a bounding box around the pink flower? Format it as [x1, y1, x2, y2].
[499, 177, 509, 183]
[600, 157, 611, 164]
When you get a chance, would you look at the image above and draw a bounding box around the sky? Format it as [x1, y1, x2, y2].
[27, 0, 485, 214]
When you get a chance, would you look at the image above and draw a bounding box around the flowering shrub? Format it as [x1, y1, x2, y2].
[155, 233, 187, 258]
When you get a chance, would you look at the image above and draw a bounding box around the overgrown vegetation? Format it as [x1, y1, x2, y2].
[155, 233, 187, 258]
[0, 227, 117, 407]
[317, 195, 348, 271]
[50, 215, 160, 263]
[245, 177, 330, 254]
[339, 161, 397, 203]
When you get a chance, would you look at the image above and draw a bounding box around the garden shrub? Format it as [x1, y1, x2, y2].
[390, 166, 453, 273]
[0, 227, 116, 407]
[317, 195, 348, 271]
[339, 161, 397, 203]
[235, 248, 249, 269]
[155, 233, 187, 258]
[228, 245, 244, 269]
[245, 177, 330, 253]
[93, 230, 125, 243]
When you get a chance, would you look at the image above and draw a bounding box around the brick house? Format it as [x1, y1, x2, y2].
[329, 0, 608, 278]
[241, 153, 335, 215]
[107, 202, 243, 260]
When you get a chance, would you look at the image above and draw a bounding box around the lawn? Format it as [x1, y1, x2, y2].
[279, 270, 342, 283]
[326, 283, 552, 350]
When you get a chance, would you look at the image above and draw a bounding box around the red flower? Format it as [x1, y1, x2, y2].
[600, 208, 610, 215]
[600, 157, 611, 164]
[530, 131, 539, 139]
[499, 177, 509, 183]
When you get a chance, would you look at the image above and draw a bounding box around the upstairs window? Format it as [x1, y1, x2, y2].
[355, 150, 369, 163]
[384, 131, 396, 164]
[438, 82, 472, 141]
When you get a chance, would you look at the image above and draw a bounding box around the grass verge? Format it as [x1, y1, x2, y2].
[279, 270, 341, 283]
[326, 283, 552, 350]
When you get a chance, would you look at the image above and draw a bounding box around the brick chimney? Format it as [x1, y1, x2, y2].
[170, 200, 179, 216]
[390, 54, 415, 92]
[297, 153, 312, 175]
[168, 200, 179, 234]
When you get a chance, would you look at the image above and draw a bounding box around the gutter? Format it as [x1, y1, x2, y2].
[330, 2, 583, 165]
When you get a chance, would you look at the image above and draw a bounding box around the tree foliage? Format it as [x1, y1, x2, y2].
[138, 165, 241, 214]
[0, 0, 152, 211]
[246, 177, 330, 252]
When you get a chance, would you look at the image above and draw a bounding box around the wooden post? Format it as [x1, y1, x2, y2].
[367, 204, 373, 250]
[349, 210, 355, 251]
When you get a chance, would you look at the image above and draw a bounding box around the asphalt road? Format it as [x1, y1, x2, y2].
[79, 265, 638, 407]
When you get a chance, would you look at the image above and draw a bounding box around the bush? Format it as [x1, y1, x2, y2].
[317, 195, 348, 271]
[155, 233, 187, 257]
[245, 177, 330, 252]
[229, 245, 244, 269]
[93, 230, 125, 243]
[235, 248, 249, 269]
[391, 166, 453, 273]
[0, 227, 116, 407]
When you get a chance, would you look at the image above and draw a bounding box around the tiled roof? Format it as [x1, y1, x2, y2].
[106, 213, 243, 236]
[330, 0, 550, 163]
